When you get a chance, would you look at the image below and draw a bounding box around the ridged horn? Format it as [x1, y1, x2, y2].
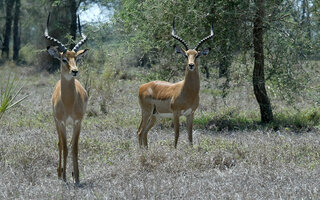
[194, 22, 214, 50]
[72, 15, 87, 52]
[44, 13, 68, 53]
[171, 20, 189, 50]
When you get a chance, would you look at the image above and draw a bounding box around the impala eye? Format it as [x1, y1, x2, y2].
[62, 58, 68, 63]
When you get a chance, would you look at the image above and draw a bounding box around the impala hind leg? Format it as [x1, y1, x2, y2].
[138, 106, 153, 148]
[137, 118, 144, 147]
[142, 116, 156, 147]
[71, 120, 81, 185]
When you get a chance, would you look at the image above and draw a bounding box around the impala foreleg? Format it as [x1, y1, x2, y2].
[55, 121, 63, 178]
[173, 112, 180, 148]
[186, 113, 194, 145]
[72, 120, 81, 185]
[56, 121, 68, 181]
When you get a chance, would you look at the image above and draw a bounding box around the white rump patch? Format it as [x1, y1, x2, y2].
[147, 88, 153, 95]
[63, 73, 73, 81]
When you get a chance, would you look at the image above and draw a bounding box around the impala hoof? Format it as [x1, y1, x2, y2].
[72, 172, 80, 186]
[57, 167, 63, 178]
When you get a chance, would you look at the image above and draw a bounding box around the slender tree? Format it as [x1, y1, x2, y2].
[1, 0, 14, 59]
[253, 0, 273, 123]
[13, 0, 21, 61]
[69, 0, 77, 49]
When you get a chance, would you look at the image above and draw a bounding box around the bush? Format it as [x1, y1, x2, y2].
[19, 44, 39, 65]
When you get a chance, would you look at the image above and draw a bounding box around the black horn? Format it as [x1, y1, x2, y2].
[44, 13, 68, 53]
[72, 15, 87, 52]
[194, 22, 214, 50]
[171, 20, 189, 50]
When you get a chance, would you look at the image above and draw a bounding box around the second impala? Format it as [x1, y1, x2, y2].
[137, 21, 214, 148]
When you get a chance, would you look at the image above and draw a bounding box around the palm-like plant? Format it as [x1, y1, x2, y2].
[0, 74, 28, 120]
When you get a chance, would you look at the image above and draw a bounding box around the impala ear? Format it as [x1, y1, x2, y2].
[76, 49, 89, 61]
[197, 47, 211, 57]
[174, 45, 187, 57]
[47, 46, 61, 60]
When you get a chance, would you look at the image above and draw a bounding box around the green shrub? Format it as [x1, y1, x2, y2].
[272, 108, 320, 130]
[19, 44, 39, 65]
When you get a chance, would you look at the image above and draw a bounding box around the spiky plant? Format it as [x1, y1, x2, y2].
[0, 74, 28, 120]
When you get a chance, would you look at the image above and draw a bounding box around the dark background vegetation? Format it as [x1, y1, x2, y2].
[1, 0, 320, 199]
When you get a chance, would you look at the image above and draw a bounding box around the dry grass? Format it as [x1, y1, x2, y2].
[0, 65, 320, 199]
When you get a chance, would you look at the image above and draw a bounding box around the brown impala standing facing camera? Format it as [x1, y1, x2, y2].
[44, 13, 89, 185]
[137, 21, 214, 148]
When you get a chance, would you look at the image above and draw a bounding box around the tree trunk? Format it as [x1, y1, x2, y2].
[306, 0, 311, 39]
[69, 0, 77, 49]
[301, 0, 306, 22]
[253, 0, 273, 123]
[1, 0, 14, 59]
[13, 0, 21, 61]
[203, 66, 210, 79]
[43, 1, 72, 72]
[218, 44, 231, 98]
[218, 50, 230, 79]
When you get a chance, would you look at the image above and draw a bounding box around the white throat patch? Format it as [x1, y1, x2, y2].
[63, 73, 73, 81]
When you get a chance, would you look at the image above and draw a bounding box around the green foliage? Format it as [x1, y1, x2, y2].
[194, 107, 320, 132]
[111, 0, 319, 112]
[195, 109, 259, 131]
[19, 44, 39, 65]
[273, 107, 320, 130]
[0, 73, 28, 120]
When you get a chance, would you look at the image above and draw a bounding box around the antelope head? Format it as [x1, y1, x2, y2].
[172, 21, 213, 72]
[45, 13, 89, 79]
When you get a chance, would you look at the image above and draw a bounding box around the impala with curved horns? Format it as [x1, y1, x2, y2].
[138, 21, 214, 148]
[45, 13, 89, 185]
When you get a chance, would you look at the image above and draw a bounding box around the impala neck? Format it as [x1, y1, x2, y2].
[60, 72, 76, 104]
[183, 64, 200, 94]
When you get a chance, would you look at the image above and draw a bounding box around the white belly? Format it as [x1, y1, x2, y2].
[155, 113, 174, 118]
[153, 108, 192, 118]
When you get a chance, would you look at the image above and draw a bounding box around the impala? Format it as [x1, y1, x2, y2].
[137, 21, 214, 148]
[45, 13, 88, 184]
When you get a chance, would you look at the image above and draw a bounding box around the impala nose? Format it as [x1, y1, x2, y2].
[189, 64, 194, 70]
[71, 70, 78, 76]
